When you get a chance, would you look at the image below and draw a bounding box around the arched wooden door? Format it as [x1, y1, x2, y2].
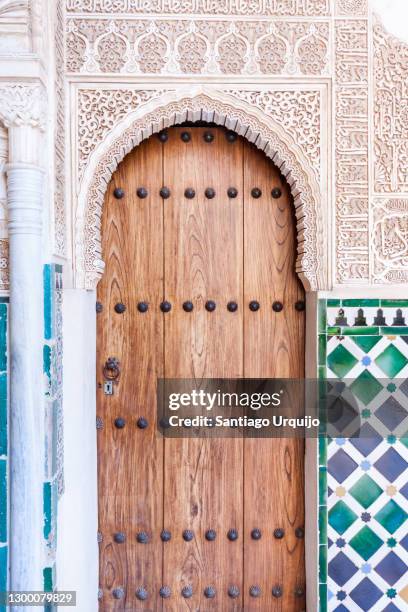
[97, 126, 305, 611]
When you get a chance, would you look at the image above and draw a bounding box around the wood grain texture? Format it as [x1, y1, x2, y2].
[97, 127, 305, 611]
[97, 137, 164, 610]
[163, 128, 244, 610]
[243, 143, 306, 611]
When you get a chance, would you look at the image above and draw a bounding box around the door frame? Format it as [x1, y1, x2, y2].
[63, 88, 325, 610]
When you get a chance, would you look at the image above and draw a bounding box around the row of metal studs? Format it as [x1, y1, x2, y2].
[101, 527, 304, 544]
[106, 584, 305, 600]
[156, 130, 238, 144]
[113, 186, 282, 199]
[97, 300, 305, 313]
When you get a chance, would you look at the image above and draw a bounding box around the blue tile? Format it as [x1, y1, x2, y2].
[374, 448, 408, 482]
[0, 546, 7, 591]
[400, 533, 408, 552]
[349, 423, 382, 456]
[328, 449, 358, 483]
[334, 606, 349, 612]
[375, 396, 406, 432]
[400, 482, 408, 500]
[382, 604, 401, 612]
[375, 552, 407, 586]
[328, 552, 358, 587]
[349, 578, 383, 611]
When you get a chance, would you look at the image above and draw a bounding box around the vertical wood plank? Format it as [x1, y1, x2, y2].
[163, 127, 244, 610]
[97, 138, 164, 611]
[243, 142, 306, 611]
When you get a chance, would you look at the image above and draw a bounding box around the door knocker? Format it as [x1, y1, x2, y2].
[103, 357, 121, 382]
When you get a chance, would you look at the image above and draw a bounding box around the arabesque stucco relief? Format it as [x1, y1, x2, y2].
[63, 0, 408, 288]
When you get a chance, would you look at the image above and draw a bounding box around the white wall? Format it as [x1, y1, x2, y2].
[57, 289, 98, 612]
[371, 0, 408, 40]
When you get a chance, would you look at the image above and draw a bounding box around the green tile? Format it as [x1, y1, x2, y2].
[350, 370, 383, 405]
[328, 500, 357, 535]
[327, 299, 341, 307]
[349, 526, 383, 560]
[319, 437, 327, 465]
[319, 505, 327, 543]
[319, 470, 327, 506]
[381, 326, 408, 335]
[319, 544, 327, 583]
[318, 366, 327, 380]
[349, 474, 383, 509]
[327, 326, 341, 336]
[318, 300, 327, 333]
[342, 299, 380, 307]
[342, 326, 380, 336]
[319, 335, 326, 366]
[0, 460, 6, 542]
[381, 300, 408, 307]
[375, 344, 408, 378]
[0, 306, 6, 374]
[375, 500, 408, 534]
[351, 336, 382, 354]
[0, 546, 7, 595]
[319, 583, 328, 612]
[43, 566, 54, 592]
[327, 344, 358, 377]
[43, 482, 51, 539]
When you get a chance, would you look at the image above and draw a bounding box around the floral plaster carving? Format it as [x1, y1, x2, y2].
[65, 18, 330, 76]
[372, 199, 408, 284]
[0, 83, 46, 129]
[77, 89, 168, 181]
[225, 89, 321, 179]
[374, 19, 408, 193]
[75, 90, 324, 291]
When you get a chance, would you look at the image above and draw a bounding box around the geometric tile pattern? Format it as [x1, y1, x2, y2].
[320, 299, 408, 612]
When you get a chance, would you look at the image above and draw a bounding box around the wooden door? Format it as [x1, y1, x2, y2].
[97, 126, 305, 611]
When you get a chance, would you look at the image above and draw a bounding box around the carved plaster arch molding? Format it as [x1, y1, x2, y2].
[75, 87, 326, 291]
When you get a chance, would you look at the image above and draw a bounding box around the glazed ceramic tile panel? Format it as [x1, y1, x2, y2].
[319, 299, 408, 612]
[43, 264, 63, 602]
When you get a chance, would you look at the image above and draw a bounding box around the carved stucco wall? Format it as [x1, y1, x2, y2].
[63, 0, 408, 290]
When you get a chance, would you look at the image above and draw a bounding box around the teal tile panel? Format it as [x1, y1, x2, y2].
[319, 468, 327, 506]
[43, 482, 51, 540]
[43, 265, 54, 341]
[380, 299, 408, 307]
[0, 305, 7, 373]
[341, 326, 380, 336]
[342, 299, 380, 307]
[0, 460, 6, 543]
[381, 326, 408, 335]
[318, 299, 327, 333]
[318, 334, 326, 366]
[0, 375, 6, 457]
[0, 545, 7, 612]
[327, 299, 341, 307]
[319, 544, 327, 583]
[319, 437, 327, 466]
[319, 505, 327, 544]
[319, 583, 327, 612]
[43, 566, 54, 592]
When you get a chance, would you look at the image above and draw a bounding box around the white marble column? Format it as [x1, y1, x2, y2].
[0, 84, 46, 601]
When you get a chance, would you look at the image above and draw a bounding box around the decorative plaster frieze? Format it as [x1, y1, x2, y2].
[66, 17, 330, 76]
[65, 0, 331, 17]
[372, 198, 408, 285]
[54, 0, 67, 257]
[334, 19, 369, 284]
[75, 89, 324, 291]
[0, 83, 46, 130]
[374, 19, 408, 194]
